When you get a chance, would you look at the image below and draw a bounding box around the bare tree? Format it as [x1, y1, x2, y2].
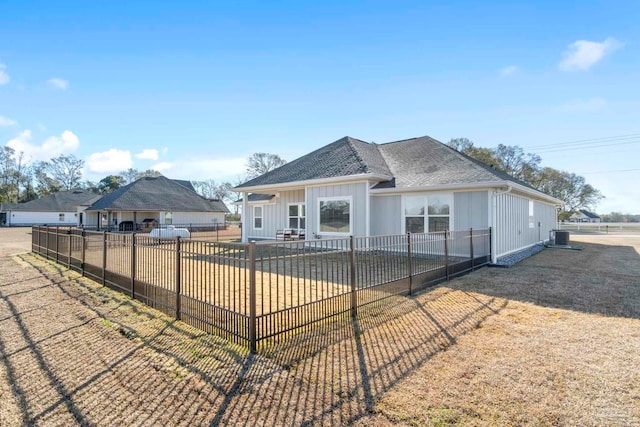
[42, 154, 84, 190]
[246, 153, 286, 179]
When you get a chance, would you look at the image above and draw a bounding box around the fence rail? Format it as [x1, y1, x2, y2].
[32, 226, 491, 352]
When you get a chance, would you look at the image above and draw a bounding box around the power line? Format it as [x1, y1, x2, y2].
[578, 168, 640, 175]
[534, 139, 640, 154]
[526, 133, 640, 150]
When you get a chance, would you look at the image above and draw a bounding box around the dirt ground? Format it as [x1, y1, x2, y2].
[1, 227, 639, 426]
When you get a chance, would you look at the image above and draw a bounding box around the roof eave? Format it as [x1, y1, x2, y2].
[371, 180, 565, 205]
[234, 173, 393, 193]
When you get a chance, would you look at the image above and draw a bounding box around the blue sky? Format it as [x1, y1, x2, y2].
[1, 0, 639, 213]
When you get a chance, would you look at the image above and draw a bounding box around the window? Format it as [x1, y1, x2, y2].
[529, 200, 535, 228]
[319, 198, 351, 234]
[165, 212, 173, 225]
[288, 203, 306, 230]
[253, 206, 263, 229]
[59, 213, 65, 222]
[404, 194, 451, 233]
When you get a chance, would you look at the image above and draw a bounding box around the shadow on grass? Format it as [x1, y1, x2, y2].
[1, 251, 510, 425]
[447, 240, 640, 320]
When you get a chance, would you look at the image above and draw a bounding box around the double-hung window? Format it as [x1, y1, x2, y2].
[288, 203, 306, 230]
[253, 206, 263, 230]
[404, 194, 451, 233]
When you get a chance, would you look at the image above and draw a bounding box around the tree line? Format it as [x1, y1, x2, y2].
[0, 148, 287, 217]
[447, 138, 605, 220]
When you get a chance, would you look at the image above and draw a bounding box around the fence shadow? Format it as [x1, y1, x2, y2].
[445, 240, 640, 320]
[2, 250, 508, 425]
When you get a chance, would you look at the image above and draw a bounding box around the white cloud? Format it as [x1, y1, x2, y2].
[499, 65, 519, 76]
[157, 156, 247, 181]
[559, 37, 622, 71]
[86, 149, 132, 173]
[6, 129, 79, 161]
[152, 161, 173, 172]
[554, 97, 608, 113]
[135, 149, 159, 160]
[47, 77, 69, 90]
[0, 115, 17, 127]
[0, 63, 9, 85]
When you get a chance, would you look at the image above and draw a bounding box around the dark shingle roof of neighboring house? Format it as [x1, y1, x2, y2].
[3, 190, 101, 212]
[86, 176, 229, 212]
[0, 202, 18, 211]
[236, 135, 545, 193]
[579, 209, 600, 219]
[236, 136, 393, 188]
[173, 180, 196, 192]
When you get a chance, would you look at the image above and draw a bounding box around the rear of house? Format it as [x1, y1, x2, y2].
[236, 136, 562, 263]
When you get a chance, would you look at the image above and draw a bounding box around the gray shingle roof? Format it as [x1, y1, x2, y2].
[3, 190, 101, 212]
[579, 209, 600, 219]
[86, 176, 229, 212]
[373, 136, 539, 190]
[236, 134, 543, 192]
[236, 136, 393, 188]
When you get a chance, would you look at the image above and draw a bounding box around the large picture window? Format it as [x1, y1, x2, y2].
[288, 203, 306, 230]
[404, 194, 451, 233]
[253, 206, 263, 229]
[319, 198, 351, 234]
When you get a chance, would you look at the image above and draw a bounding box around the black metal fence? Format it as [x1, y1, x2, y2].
[79, 222, 237, 240]
[32, 226, 491, 352]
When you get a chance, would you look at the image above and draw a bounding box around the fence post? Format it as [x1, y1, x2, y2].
[81, 230, 86, 277]
[444, 231, 450, 281]
[175, 236, 182, 320]
[248, 241, 257, 353]
[350, 235, 357, 317]
[102, 231, 107, 286]
[469, 228, 474, 272]
[55, 226, 59, 263]
[45, 227, 49, 260]
[67, 230, 72, 269]
[407, 232, 413, 295]
[131, 233, 137, 299]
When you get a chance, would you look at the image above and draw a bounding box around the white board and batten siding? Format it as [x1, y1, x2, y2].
[370, 195, 402, 235]
[5, 211, 78, 226]
[493, 191, 557, 259]
[306, 182, 368, 238]
[370, 191, 488, 236]
[246, 190, 305, 239]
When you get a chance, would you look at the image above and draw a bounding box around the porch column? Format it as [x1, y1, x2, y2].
[241, 192, 249, 243]
[490, 190, 498, 264]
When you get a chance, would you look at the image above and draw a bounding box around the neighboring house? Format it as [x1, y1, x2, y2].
[0, 190, 101, 227]
[570, 209, 601, 223]
[84, 176, 229, 230]
[235, 135, 564, 263]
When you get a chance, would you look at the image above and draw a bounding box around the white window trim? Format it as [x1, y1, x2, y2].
[59, 213, 65, 222]
[401, 193, 454, 234]
[253, 205, 264, 230]
[317, 196, 353, 236]
[287, 202, 306, 230]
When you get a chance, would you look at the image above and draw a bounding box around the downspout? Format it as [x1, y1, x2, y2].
[491, 185, 512, 264]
